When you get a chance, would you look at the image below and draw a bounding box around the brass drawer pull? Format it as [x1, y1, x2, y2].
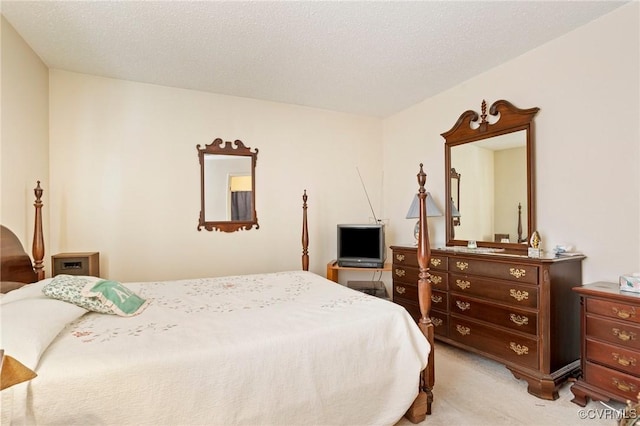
[431, 275, 443, 285]
[509, 289, 529, 302]
[395, 269, 406, 278]
[430, 258, 442, 267]
[456, 325, 471, 336]
[431, 317, 443, 327]
[613, 378, 637, 393]
[613, 328, 637, 342]
[396, 286, 406, 295]
[510, 268, 526, 279]
[510, 314, 529, 326]
[455, 261, 468, 271]
[613, 353, 637, 367]
[613, 307, 636, 320]
[395, 253, 405, 262]
[431, 295, 443, 303]
[510, 342, 529, 355]
[456, 301, 471, 311]
[456, 280, 471, 290]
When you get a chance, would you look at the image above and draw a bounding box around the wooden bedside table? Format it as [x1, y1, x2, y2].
[571, 282, 640, 406]
[52, 252, 100, 277]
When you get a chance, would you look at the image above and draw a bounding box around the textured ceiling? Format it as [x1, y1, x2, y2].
[1, 1, 627, 117]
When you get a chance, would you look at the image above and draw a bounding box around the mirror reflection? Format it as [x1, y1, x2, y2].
[204, 154, 253, 222]
[450, 130, 527, 243]
[198, 138, 259, 232]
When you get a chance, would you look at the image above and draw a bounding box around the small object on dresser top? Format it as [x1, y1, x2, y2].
[620, 273, 640, 293]
[527, 230, 542, 258]
[555, 251, 584, 257]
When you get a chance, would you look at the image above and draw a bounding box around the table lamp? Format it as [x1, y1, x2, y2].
[406, 192, 442, 243]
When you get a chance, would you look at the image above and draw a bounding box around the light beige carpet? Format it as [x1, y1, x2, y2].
[395, 342, 625, 426]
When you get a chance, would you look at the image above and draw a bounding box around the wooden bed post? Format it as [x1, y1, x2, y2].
[301, 190, 309, 271]
[32, 181, 45, 280]
[405, 164, 435, 423]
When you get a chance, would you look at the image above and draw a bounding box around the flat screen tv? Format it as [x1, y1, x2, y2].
[337, 224, 386, 268]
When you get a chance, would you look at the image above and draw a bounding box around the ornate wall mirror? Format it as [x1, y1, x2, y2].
[442, 100, 539, 252]
[197, 138, 259, 232]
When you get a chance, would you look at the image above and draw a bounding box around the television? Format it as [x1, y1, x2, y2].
[337, 224, 386, 268]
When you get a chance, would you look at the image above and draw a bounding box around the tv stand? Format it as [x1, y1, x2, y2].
[326, 260, 391, 283]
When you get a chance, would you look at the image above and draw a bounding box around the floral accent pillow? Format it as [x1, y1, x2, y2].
[82, 279, 149, 317]
[42, 275, 148, 316]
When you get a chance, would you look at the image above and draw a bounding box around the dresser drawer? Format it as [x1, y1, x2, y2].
[395, 299, 448, 337]
[393, 265, 418, 285]
[429, 271, 448, 290]
[449, 316, 538, 369]
[394, 266, 447, 290]
[448, 258, 538, 285]
[450, 294, 537, 335]
[394, 282, 447, 308]
[584, 361, 640, 403]
[392, 249, 448, 272]
[587, 298, 640, 325]
[586, 338, 640, 376]
[449, 273, 537, 308]
[429, 254, 448, 271]
[430, 289, 448, 311]
[586, 315, 640, 350]
[394, 281, 416, 300]
[392, 249, 418, 267]
[430, 309, 449, 337]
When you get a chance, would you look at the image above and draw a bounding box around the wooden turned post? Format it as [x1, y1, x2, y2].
[32, 181, 45, 280]
[405, 164, 435, 422]
[301, 190, 309, 271]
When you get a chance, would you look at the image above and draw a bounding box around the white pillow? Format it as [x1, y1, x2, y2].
[0, 279, 52, 305]
[0, 294, 87, 370]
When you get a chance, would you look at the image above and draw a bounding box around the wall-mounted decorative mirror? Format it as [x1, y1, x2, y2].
[197, 138, 259, 232]
[442, 100, 539, 252]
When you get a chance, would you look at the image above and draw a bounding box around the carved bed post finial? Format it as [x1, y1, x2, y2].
[33, 181, 45, 280]
[301, 190, 309, 271]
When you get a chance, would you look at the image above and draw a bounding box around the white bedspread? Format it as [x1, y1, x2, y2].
[3, 271, 430, 426]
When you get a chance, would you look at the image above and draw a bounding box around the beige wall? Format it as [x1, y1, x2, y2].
[382, 3, 640, 282]
[48, 71, 382, 281]
[3, 3, 639, 285]
[0, 16, 49, 265]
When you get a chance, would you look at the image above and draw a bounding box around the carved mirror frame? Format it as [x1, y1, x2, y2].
[197, 138, 259, 232]
[442, 100, 539, 252]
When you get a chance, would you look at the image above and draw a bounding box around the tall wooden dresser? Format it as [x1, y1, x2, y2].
[571, 282, 640, 406]
[390, 245, 585, 400]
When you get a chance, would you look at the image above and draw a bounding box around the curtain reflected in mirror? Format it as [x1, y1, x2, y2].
[198, 139, 259, 232]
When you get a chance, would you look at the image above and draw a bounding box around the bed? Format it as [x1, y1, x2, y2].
[1, 170, 436, 425]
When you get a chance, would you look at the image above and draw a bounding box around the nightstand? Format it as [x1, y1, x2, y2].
[571, 282, 640, 406]
[52, 252, 100, 277]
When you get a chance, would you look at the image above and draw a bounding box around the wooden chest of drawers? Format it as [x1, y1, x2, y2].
[571, 282, 640, 406]
[391, 245, 584, 400]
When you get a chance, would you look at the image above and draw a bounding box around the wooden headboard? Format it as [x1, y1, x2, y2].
[0, 182, 45, 290]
